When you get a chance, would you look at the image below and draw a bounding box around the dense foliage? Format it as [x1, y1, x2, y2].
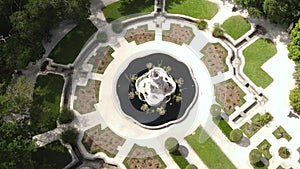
[288, 19, 300, 63]
[165, 137, 179, 153]
[0, 77, 36, 169]
[289, 19, 300, 112]
[229, 129, 243, 142]
[0, 0, 91, 84]
[249, 149, 262, 164]
[234, 0, 299, 25]
[61, 127, 79, 145]
[210, 104, 222, 118]
[58, 106, 75, 124]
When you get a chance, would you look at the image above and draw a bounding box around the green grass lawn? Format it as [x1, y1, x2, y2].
[186, 126, 236, 169]
[32, 141, 71, 168]
[170, 150, 190, 168]
[48, 20, 97, 64]
[243, 38, 277, 88]
[166, 0, 218, 20]
[102, 0, 154, 22]
[213, 118, 233, 139]
[222, 15, 251, 40]
[30, 74, 64, 134]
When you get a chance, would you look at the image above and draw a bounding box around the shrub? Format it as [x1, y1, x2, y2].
[97, 31, 108, 43]
[165, 137, 179, 153]
[212, 23, 224, 38]
[249, 149, 262, 164]
[61, 127, 79, 145]
[278, 147, 290, 159]
[230, 129, 243, 142]
[185, 164, 198, 169]
[210, 104, 222, 118]
[58, 106, 74, 124]
[111, 20, 123, 33]
[196, 20, 207, 30]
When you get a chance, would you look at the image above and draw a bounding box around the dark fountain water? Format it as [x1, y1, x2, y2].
[116, 53, 196, 128]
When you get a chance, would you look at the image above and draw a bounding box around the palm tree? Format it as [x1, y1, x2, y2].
[140, 104, 149, 112]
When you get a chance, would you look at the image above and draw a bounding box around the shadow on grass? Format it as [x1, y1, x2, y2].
[165, 0, 186, 9]
[119, 0, 154, 16]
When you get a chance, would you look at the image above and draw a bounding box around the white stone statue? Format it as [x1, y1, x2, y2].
[135, 67, 176, 106]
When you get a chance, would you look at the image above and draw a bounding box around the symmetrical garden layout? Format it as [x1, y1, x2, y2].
[31, 0, 299, 169]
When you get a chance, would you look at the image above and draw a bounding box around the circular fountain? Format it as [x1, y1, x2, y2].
[116, 53, 198, 129]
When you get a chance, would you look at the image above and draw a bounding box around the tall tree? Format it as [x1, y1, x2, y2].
[288, 19, 300, 63]
[0, 77, 36, 169]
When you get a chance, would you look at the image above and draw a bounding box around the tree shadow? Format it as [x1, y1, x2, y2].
[247, 17, 291, 45]
[237, 136, 251, 147]
[119, 0, 154, 16]
[178, 145, 189, 157]
[165, 0, 186, 10]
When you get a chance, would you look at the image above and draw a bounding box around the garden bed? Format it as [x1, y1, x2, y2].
[257, 139, 272, 159]
[272, 126, 292, 141]
[125, 25, 155, 45]
[214, 79, 246, 115]
[82, 125, 125, 158]
[74, 80, 100, 114]
[162, 24, 195, 45]
[88, 46, 115, 74]
[201, 42, 228, 76]
[240, 112, 273, 138]
[123, 144, 166, 169]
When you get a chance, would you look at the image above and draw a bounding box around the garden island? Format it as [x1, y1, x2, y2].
[0, 0, 300, 169]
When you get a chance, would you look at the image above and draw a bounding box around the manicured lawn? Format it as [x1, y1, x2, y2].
[222, 16, 251, 40]
[213, 118, 233, 139]
[242, 38, 277, 88]
[30, 74, 64, 134]
[102, 0, 154, 22]
[272, 126, 292, 141]
[48, 20, 97, 64]
[166, 0, 218, 20]
[170, 150, 189, 169]
[186, 126, 235, 169]
[257, 139, 272, 159]
[32, 141, 71, 168]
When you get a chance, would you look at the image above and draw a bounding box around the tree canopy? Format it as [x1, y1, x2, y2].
[234, 0, 299, 25]
[249, 149, 262, 164]
[0, 0, 91, 84]
[0, 77, 36, 169]
[165, 137, 179, 153]
[288, 19, 300, 63]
